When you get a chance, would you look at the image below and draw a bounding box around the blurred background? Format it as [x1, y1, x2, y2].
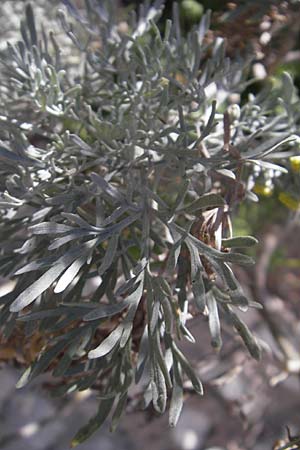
[1, 1, 300, 449]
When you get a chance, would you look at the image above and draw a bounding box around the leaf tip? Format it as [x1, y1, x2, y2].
[9, 301, 21, 313]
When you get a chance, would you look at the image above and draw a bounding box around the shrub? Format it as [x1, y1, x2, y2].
[0, 1, 299, 445]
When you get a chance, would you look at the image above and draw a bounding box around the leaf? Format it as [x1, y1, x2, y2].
[161, 297, 173, 334]
[10, 257, 75, 312]
[145, 187, 169, 210]
[172, 179, 189, 211]
[282, 71, 294, 104]
[247, 159, 288, 174]
[119, 304, 138, 348]
[61, 212, 100, 230]
[153, 328, 172, 389]
[71, 398, 114, 447]
[157, 277, 173, 299]
[48, 230, 94, 250]
[218, 263, 249, 310]
[115, 274, 142, 297]
[180, 323, 196, 343]
[183, 193, 225, 214]
[194, 99, 217, 144]
[98, 234, 119, 275]
[10, 240, 98, 312]
[166, 236, 185, 274]
[197, 10, 211, 43]
[136, 328, 150, 384]
[169, 383, 184, 427]
[242, 135, 295, 160]
[83, 301, 129, 321]
[25, 3, 37, 45]
[149, 299, 160, 335]
[110, 392, 128, 432]
[29, 222, 74, 234]
[0, 146, 42, 167]
[14, 237, 37, 254]
[207, 291, 222, 350]
[25, 339, 69, 384]
[151, 364, 167, 414]
[186, 238, 206, 312]
[91, 172, 124, 202]
[216, 169, 236, 179]
[222, 236, 258, 248]
[88, 324, 123, 359]
[52, 335, 83, 377]
[170, 223, 254, 266]
[172, 343, 203, 395]
[98, 212, 140, 241]
[223, 252, 254, 266]
[14, 255, 57, 275]
[17, 309, 62, 322]
[69, 134, 94, 155]
[16, 366, 32, 389]
[54, 256, 87, 293]
[119, 270, 145, 348]
[222, 304, 261, 360]
[176, 252, 189, 307]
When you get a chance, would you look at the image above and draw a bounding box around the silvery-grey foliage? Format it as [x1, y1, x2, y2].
[0, 1, 299, 445]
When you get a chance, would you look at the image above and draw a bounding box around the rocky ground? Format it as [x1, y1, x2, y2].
[0, 357, 300, 450]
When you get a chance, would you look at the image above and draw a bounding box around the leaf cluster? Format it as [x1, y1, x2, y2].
[0, 1, 299, 444]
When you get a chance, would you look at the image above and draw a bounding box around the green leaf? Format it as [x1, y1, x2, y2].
[14, 255, 58, 275]
[29, 222, 74, 234]
[172, 343, 203, 395]
[110, 392, 128, 432]
[193, 99, 216, 144]
[17, 309, 62, 322]
[207, 291, 222, 350]
[83, 302, 129, 321]
[153, 329, 172, 389]
[48, 230, 94, 250]
[166, 237, 185, 274]
[135, 327, 150, 383]
[222, 304, 261, 360]
[223, 252, 254, 266]
[172, 178, 189, 211]
[170, 223, 254, 266]
[91, 172, 124, 203]
[182, 193, 225, 214]
[119, 270, 145, 348]
[180, 323, 196, 343]
[71, 398, 115, 447]
[98, 234, 119, 275]
[186, 238, 206, 312]
[54, 255, 87, 293]
[88, 324, 123, 359]
[52, 335, 83, 377]
[281, 71, 294, 104]
[10, 257, 76, 312]
[61, 212, 100, 230]
[151, 364, 167, 414]
[25, 3, 37, 45]
[16, 366, 32, 389]
[11, 239, 98, 312]
[19, 339, 69, 386]
[247, 159, 288, 174]
[161, 297, 173, 334]
[218, 263, 249, 310]
[242, 135, 295, 160]
[169, 383, 184, 427]
[222, 236, 258, 248]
